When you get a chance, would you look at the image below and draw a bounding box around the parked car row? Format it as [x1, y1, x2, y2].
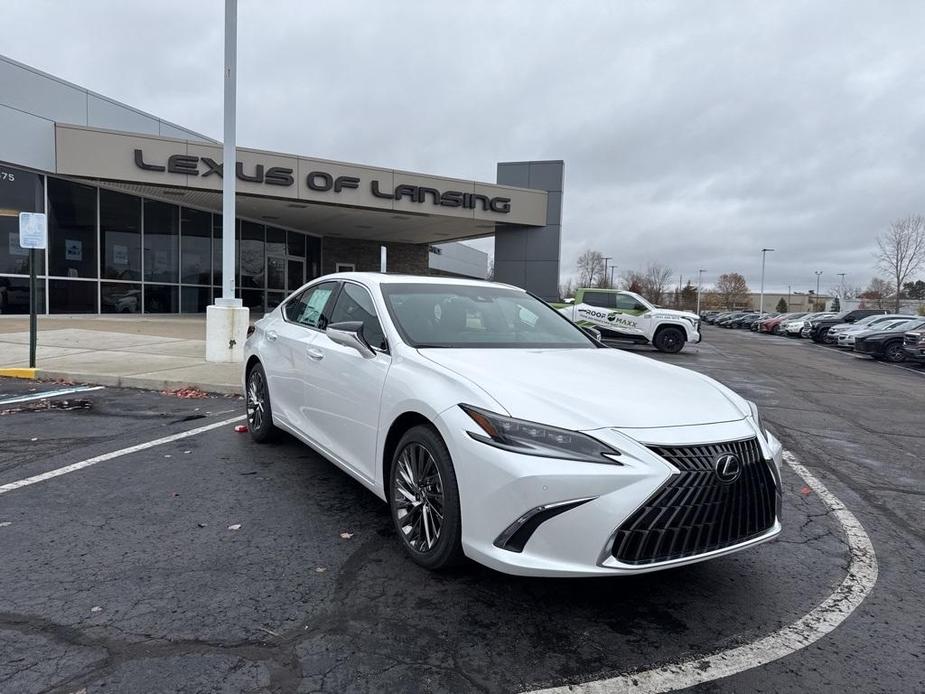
[701, 307, 925, 364]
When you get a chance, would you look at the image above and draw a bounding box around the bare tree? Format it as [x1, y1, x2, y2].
[640, 263, 673, 305]
[486, 260, 495, 282]
[714, 272, 750, 309]
[859, 277, 894, 309]
[558, 277, 574, 300]
[576, 250, 605, 287]
[620, 270, 645, 294]
[875, 214, 925, 311]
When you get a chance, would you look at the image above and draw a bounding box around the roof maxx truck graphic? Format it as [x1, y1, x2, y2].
[553, 288, 701, 354]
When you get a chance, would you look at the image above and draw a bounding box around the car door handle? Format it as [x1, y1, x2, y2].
[266, 330, 278, 342]
[306, 347, 325, 361]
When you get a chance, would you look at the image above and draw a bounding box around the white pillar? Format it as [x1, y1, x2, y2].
[206, 0, 248, 363]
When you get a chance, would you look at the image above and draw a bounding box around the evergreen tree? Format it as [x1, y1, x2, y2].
[775, 297, 788, 312]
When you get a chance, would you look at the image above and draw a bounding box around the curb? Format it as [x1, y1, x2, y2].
[34, 370, 242, 396]
[0, 367, 37, 379]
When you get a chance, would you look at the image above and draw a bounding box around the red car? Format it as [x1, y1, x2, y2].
[760, 312, 806, 334]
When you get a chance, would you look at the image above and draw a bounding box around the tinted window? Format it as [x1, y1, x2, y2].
[328, 283, 387, 350]
[382, 283, 594, 349]
[180, 207, 211, 284]
[583, 291, 616, 309]
[143, 199, 179, 283]
[615, 294, 646, 311]
[284, 281, 337, 329]
[0, 165, 45, 276]
[49, 178, 97, 278]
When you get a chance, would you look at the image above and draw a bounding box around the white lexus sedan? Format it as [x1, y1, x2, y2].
[243, 273, 783, 577]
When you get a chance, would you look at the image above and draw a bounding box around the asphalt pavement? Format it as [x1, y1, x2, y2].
[0, 327, 921, 693]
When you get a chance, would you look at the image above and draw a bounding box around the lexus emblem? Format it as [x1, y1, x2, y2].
[713, 453, 742, 483]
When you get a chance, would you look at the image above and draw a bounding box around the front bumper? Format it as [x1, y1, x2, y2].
[436, 408, 783, 577]
[903, 346, 925, 362]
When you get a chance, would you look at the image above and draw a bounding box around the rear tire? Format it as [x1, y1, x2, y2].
[389, 425, 464, 570]
[245, 362, 279, 443]
[654, 326, 685, 354]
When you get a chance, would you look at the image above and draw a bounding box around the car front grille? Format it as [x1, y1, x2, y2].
[905, 333, 922, 346]
[611, 438, 778, 565]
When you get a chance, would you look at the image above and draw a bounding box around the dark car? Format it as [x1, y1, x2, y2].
[902, 327, 925, 364]
[716, 311, 752, 327]
[744, 313, 775, 330]
[809, 309, 888, 343]
[854, 320, 925, 363]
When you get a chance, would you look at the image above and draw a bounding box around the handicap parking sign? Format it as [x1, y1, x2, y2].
[19, 212, 47, 250]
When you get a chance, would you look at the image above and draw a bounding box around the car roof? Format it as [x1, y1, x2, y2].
[322, 272, 521, 292]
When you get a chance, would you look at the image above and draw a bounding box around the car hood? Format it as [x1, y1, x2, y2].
[649, 309, 699, 322]
[418, 347, 748, 430]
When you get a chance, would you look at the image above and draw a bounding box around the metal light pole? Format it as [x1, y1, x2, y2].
[205, 0, 246, 362]
[221, 0, 238, 303]
[759, 248, 775, 314]
[787, 285, 791, 311]
[814, 271, 823, 310]
[837, 273, 846, 305]
[602, 256, 612, 287]
[609, 266, 616, 287]
[696, 269, 706, 315]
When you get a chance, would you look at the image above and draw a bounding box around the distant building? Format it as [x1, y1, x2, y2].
[746, 292, 833, 312]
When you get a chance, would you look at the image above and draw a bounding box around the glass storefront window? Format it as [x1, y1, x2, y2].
[101, 189, 141, 281]
[240, 288, 265, 316]
[181, 286, 212, 313]
[144, 284, 179, 313]
[0, 277, 44, 315]
[181, 207, 211, 285]
[101, 282, 141, 314]
[48, 178, 97, 278]
[307, 236, 322, 280]
[287, 259, 303, 291]
[287, 231, 305, 258]
[239, 221, 265, 289]
[49, 279, 97, 313]
[0, 165, 45, 276]
[267, 291, 286, 311]
[212, 215, 224, 288]
[144, 199, 179, 283]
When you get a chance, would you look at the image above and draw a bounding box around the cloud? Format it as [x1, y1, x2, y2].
[5, 0, 924, 293]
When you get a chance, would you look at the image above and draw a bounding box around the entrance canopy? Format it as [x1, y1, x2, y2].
[54, 124, 548, 244]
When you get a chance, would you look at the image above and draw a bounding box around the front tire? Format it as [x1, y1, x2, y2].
[389, 425, 464, 570]
[884, 342, 907, 363]
[245, 362, 279, 443]
[654, 326, 685, 354]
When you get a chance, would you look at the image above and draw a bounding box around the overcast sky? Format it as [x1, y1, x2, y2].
[6, 1, 925, 294]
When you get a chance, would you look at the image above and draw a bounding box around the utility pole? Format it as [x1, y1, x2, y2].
[602, 257, 612, 287]
[787, 285, 791, 311]
[759, 248, 775, 314]
[609, 266, 616, 288]
[814, 271, 823, 310]
[696, 269, 706, 315]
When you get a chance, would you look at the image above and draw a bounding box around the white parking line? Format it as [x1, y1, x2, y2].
[0, 385, 105, 406]
[524, 450, 879, 694]
[0, 415, 244, 495]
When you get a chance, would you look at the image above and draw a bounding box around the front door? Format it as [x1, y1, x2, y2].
[303, 281, 390, 482]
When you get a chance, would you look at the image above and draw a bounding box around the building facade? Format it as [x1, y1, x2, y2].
[0, 55, 556, 315]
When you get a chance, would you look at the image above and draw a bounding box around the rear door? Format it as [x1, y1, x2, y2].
[269, 281, 339, 434]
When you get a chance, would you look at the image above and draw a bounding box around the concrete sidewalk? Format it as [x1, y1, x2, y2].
[0, 316, 242, 394]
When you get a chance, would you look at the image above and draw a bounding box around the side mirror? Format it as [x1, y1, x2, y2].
[327, 321, 375, 358]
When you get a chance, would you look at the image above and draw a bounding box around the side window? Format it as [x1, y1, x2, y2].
[327, 283, 387, 350]
[284, 281, 337, 329]
[615, 294, 646, 311]
[583, 291, 616, 309]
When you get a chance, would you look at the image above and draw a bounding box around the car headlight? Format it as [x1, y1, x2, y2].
[748, 400, 769, 440]
[460, 404, 622, 464]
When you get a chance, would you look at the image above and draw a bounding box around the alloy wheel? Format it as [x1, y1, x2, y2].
[885, 343, 906, 363]
[393, 442, 445, 553]
[246, 369, 267, 431]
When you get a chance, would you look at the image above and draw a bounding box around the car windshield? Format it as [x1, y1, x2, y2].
[381, 283, 596, 349]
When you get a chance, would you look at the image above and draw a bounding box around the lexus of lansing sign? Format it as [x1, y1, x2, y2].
[134, 149, 511, 214]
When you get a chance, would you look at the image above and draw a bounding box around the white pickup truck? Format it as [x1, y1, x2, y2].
[553, 288, 701, 353]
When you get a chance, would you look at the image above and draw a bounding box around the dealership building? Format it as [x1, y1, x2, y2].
[0, 54, 564, 315]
